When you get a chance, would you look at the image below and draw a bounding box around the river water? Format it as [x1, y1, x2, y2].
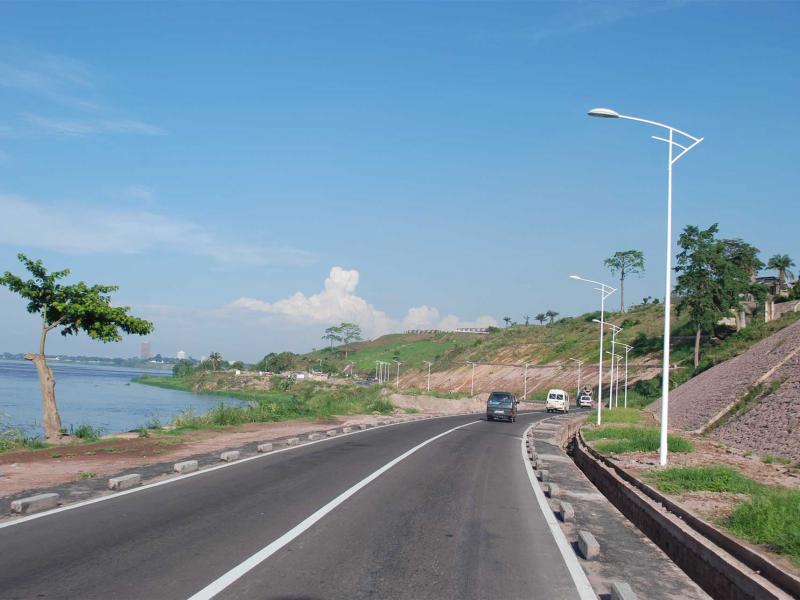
[0, 360, 242, 437]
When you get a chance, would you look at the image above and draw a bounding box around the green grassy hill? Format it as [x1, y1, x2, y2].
[297, 303, 800, 404]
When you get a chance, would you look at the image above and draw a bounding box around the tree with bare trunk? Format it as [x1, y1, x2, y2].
[0, 254, 154, 441]
[209, 352, 223, 371]
[545, 310, 559, 324]
[604, 250, 645, 313]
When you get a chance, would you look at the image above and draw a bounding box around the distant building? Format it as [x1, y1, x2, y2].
[140, 341, 152, 359]
[176, 350, 188, 360]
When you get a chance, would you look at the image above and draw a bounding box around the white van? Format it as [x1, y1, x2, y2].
[545, 389, 570, 413]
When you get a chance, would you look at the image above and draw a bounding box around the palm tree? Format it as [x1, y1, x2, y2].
[502, 316, 512, 328]
[767, 254, 795, 291]
[523, 315, 530, 326]
[209, 352, 222, 371]
[535, 313, 546, 325]
[545, 310, 559, 324]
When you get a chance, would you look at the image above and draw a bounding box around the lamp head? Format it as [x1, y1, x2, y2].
[569, 275, 581, 280]
[588, 107, 620, 119]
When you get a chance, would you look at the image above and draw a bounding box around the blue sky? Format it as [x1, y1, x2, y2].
[1, 1, 798, 362]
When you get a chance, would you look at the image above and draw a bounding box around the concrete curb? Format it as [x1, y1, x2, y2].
[285, 437, 299, 446]
[257, 443, 273, 453]
[109, 474, 141, 491]
[174, 460, 199, 474]
[220, 451, 240, 462]
[11, 493, 59, 514]
[556, 500, 574, 523]
[610, 581, 637, 600]
[307, 433, 324, 441]
[577, 530, 600, 560]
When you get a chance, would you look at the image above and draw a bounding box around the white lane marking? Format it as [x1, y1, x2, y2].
[521, 423, 597, 600]
[187, 420, 481, 600]
[0, 412, 492, 530]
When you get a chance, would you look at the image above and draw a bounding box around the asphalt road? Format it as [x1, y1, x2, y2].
[0, 411, 587, 600]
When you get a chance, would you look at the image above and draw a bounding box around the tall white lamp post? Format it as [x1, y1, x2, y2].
[620, 344, 633, 408]
[588, 107, 703, 465]
[571, 275, 616, 425]
[423, 361, 433, 392]
[594, 319, 621, 409]
[569, 358, 583, 407]
[393, 360, 402, 388]
[523, 362, 531, 401]
[467, 361, 476, 396]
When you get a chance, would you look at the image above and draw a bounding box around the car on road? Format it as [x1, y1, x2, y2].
[545, 389, 570, 413]
[577, 393, 593, 408]
[486, 391, 517, 422]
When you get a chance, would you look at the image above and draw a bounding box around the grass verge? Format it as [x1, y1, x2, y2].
[582, 424, 693, 454]
[136, 376, 395, 434]
[584, 407, 643, 425]
[647, 465, 800, 565]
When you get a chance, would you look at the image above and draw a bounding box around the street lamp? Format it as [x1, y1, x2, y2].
[568, 358, 583, 406]
[467, 361, 476, 396]
[588, 107, 703, 465]
[620, 344, 633, 408]
[393, 360, 402, 388]
[423, 361, 433, 392]
[572, 275, 616, 425]
[607, 351, 623, 407]
[593, 318, 621, 410]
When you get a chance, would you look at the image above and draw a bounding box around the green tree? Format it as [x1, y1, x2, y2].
[338, 322, 363, 357]
[0, 254, 153, 441]
[604, 250, 645, 313]
[767, 254, 795, 291]
[523, 315, 530, 326]
[172, 360, 194, 377]
[231, 360, 245, 370]
[209, 352, 223, 371]
[535, 313, 547, 325]
[322, 325, 343, 348]
[254, 351, 297, 373]
[545, 310, 559, 324]
[675, 225, 760, 367]
[502, 316, 512, 328]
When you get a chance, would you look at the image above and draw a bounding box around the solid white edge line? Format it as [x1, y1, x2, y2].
[186, 420, 481, 600]
[521, 422, 597, 600]
[0, 411, 496, 530]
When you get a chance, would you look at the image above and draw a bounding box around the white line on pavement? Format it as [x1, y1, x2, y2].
[520, 422, 597, 600]
[186, 420, 481, 600]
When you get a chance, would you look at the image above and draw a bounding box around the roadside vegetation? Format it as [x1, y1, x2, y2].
[135, 376, 395, 435]
[582, 424, 693, 455]
[647, 466, 800, 566]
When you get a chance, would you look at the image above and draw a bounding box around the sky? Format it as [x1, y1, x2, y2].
[0, 1, 798, 362]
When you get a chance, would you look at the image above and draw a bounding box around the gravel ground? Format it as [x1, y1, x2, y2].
[648, 320, 800, 434]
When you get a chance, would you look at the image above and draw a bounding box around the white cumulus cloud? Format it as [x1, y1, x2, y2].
[229, 267, 497, 337]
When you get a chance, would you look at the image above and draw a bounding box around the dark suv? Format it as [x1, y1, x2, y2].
[486, 391, 517, 422]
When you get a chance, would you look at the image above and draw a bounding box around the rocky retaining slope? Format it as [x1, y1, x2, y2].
[648, 320, 800, 460]
[713, 348, 800, 461]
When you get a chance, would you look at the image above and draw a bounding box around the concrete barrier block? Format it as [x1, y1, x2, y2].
[577, 530, 600, 560]
[536, 469, 550, 482]
[257, 443, 273, 453]
[342, 427, 353, 433]
[545, 483, 560, 498]
[557, 500, 575, 522]
[11, 492, 59, 514]
[610, 581, 637, 600]
[285, 437, 299, 446]
[109, 474, 141, 491]
[307, 433, 324, 441]
[220, 450, 240, 462]
[326, 429, 338, 437]
[358, 424, 368, 430]
[174, 460, 198, 474]
[535, 459, 548, 470]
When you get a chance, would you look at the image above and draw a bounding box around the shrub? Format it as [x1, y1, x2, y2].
[69, 423, 103, 441]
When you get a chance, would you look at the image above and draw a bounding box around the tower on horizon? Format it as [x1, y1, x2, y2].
[140, 341, 152, 360]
